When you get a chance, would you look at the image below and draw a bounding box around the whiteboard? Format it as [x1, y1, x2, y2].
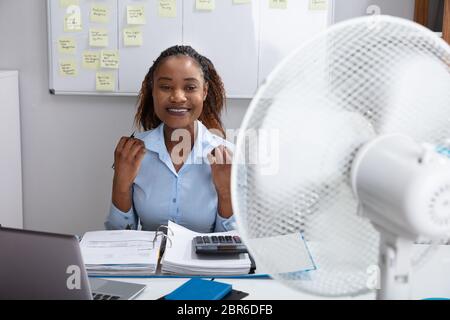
[48, 0, 119, 94]
[182, 0, 260, 98]
[47, 0, 333, 97]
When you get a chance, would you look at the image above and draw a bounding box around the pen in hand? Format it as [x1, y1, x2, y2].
[112, 132, 135, 169]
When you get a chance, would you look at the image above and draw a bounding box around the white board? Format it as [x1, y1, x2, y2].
[182, 0, 260, 98]
[47, 0, 333, 97]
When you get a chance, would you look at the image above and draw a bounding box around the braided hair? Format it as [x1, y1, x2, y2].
[135, 45, 226, 136]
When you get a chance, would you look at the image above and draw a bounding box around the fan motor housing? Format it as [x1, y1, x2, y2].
[351, 134, 450, 240]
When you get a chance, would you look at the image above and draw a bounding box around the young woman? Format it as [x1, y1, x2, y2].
[105, 45, 235, 233]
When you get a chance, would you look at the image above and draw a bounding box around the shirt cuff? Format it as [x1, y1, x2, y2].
[104, 203, 138, 230]
[214, 213, 236, 232]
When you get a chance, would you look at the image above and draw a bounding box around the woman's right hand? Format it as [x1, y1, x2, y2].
[112, 136, 146, 193]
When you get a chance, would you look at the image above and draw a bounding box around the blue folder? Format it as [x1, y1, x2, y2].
[164, 278, 232, 300]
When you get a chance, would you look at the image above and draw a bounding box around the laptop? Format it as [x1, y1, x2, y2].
[0, 226, 146, 300]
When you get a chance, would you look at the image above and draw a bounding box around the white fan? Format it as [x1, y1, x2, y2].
[231, 15, 450, 300]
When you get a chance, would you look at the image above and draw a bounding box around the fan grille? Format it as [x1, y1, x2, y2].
[232, 16, 450, 297]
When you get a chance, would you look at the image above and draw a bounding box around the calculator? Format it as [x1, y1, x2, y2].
[193, 235, 248, 255]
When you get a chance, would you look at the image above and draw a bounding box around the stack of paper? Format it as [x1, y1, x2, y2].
[161, 221, 252, 276]
[80, 230, 161, 276]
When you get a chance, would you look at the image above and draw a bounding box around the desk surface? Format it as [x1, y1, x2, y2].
[99, 277, 375, 300]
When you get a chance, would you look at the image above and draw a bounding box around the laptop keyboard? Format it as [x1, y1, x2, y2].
[92, 292, 121, 300]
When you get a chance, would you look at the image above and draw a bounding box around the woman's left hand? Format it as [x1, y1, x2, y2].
[208, 145, 233, 197]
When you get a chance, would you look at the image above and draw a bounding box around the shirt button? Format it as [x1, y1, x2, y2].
[172, 198, 176, 203]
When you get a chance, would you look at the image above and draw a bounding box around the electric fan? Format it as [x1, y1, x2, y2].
[231, 15, 450, 300]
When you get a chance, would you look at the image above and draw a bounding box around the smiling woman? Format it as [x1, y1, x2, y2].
[105, 45, 235, 233]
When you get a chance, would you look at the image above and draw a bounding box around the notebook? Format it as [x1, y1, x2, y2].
[164, 278, 232, 300]
[79, 230, 162, 276]
[160, 221, 252, 276]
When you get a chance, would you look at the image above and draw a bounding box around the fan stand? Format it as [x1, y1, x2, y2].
[377, 230, 414, 300]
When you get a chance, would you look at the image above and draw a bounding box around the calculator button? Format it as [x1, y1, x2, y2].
[211, 236, 219, 243]
[233, 236, 242, 243]
[202, 236, 211, 243]
[225, 236, 233, 243]
[218, 236, 225, 243]
[195, 236, 204, 244]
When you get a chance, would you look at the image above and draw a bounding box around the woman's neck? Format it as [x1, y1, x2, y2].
[163, 121, 197, 152]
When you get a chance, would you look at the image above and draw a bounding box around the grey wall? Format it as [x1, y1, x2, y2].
[333, 0, 415, 22]
[0, 0, 248, 235]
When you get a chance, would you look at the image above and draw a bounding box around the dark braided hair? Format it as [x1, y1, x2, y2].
[135, 45, 226, 136]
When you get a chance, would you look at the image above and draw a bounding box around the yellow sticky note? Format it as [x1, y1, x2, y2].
[269, 0, 287, 9]
[58, 38, 76, 54]
[96, 72, 115, 91]
[89, 29, 108, 47]
[64, 12, 82, 32]
[82, 51, 100, 69]
[233, 0, 251, 4]
[159, 0, 177, 18]
[196, 0, 215, 11]
[59, 60, 78, 77]
[91, 5, 109, 23]
[60, 0, 79, 7]
[123, 28, 143, 46]
[309, 0, 327, 10]
[100, 50, 120, 69]
[127, 5, 146, 25]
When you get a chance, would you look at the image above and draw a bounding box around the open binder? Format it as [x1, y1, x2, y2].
[80, 221, 315, 278]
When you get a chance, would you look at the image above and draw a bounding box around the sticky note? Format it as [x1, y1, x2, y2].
[60, 0, 79, 7]
[309, 0, 327, 10]
[100, 50, 120, 69]
[269, 0, 287, 9]
[59, 60, 77, 77]
[233, 0, 251, 4]
[89, 29, 108, 47]
[82, 51, 100, 69]
[91, 5, 109, 23]
[58, 38, 76, 54]
[96, 72, 115, 91]
[196, 0, 215, 11]
[159, 0, 177, 18]
[123, 28, 143, 46]
[64, 12, 82, 32]
[127, 5, 146, 25]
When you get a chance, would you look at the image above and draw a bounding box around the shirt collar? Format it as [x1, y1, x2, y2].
[141, 120, 227, 165]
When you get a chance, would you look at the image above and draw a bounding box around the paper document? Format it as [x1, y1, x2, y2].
[160, 221, 252, 276]
[80, 230, 162, 276]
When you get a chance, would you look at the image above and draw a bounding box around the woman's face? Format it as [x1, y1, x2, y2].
[152, 55, 208, 130]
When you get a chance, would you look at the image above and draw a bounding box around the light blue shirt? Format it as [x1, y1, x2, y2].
[105, 120, 236, 233]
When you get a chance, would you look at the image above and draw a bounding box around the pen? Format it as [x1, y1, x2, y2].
[112, 132, 135, 169]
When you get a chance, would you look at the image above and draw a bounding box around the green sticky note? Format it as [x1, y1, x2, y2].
[269, 0, 287, 9]
[123, 27, 143, 46]
[60, 0, 79, 7]
[64, 12, 82, 32]
[159, 0, 177, 18]
[100, 50, 120, 69]
[91, 5, 109, 23]
[96, 72, 115, 91]
[89, 29, 108, 47]
[82, 51, 100, 70]
[127, 5, 146, 25]
[196, 0, 215, 11]
[58, 38, 76, 54]
[59, 60, 78, 77]
[309, 0, 327, 10]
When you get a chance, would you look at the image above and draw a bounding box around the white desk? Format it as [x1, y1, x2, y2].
[99, 277, 375, 300]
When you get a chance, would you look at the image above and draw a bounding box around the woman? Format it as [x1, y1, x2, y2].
[105, 45, 235, 233]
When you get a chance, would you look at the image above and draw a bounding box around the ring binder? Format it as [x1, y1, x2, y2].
[152, 225, 174, 249]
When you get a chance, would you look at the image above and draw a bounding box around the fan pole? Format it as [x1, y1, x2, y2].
[377, 232, 414, 300]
